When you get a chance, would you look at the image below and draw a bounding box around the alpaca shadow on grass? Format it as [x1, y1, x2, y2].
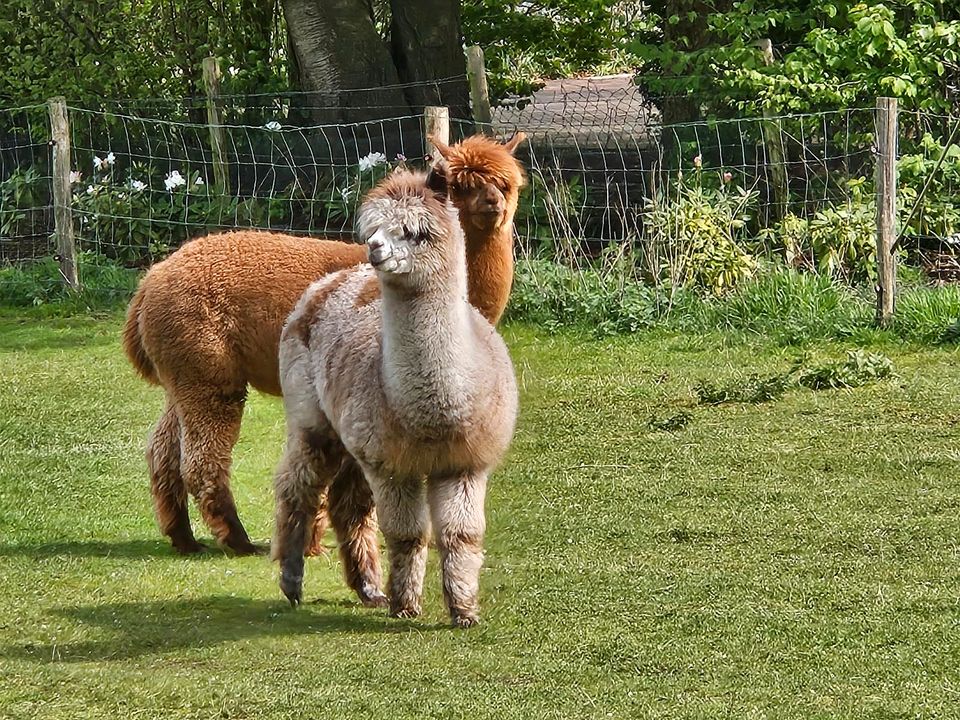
[2, 595, 442, 664]
[0, 538, 247, 561]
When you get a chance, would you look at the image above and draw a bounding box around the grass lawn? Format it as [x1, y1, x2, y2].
[2, 310, 960, 718]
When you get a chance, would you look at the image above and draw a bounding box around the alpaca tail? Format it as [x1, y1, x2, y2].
[122, 283, 159, 385]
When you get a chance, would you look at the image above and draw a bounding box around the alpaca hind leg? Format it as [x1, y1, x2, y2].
[304, 487, 330, 557]
[369, 475, 428, 618]
[428, 472, 488, 628]
[177, 388, 258, 555]
[272, 429, 345, 606]
[148, 400, 203, 554]
[328, 459, 386, 608]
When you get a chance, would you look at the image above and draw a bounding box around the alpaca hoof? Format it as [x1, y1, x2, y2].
[281, 580, 302, 607]
[226, 540, 266, 556]
[280, 570, 304, 607]
[389, 604, 421, 619]
[360, 590, 389, 609]
[451, 614, 479, 629]
[172, 538, 208, 555]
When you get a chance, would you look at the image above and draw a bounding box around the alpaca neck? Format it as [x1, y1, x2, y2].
[380, 253, 476, 422]
[463, 208, 516, 326]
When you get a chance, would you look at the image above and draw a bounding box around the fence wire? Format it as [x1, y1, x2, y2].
[2, 80, 960, 294]
[65, 107, 437, 265]
[0, 105, 54, 265]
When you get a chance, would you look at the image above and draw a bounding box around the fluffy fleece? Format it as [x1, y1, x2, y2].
[273, 168, 518, 627]
[122, 133, 527, 564]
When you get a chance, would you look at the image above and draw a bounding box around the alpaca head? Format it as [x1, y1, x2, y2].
[356, 167, 461, 287]
[428, 132, 527, 233]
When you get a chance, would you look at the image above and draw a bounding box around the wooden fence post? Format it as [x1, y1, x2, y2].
[875, 96, 898, 327]
[756, 39, 789, 224]
[424, 106, 450, 158]
[466, 46, 493, 135]
[202, 57, 229, 193]
[47, 97, 79, 291]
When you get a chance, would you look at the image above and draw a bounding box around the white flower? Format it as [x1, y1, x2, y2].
[86, 185, 95, 195]
[106, 152, 116, 166]
[693, 154, 702, 168]
[69, 171, 81, 185]
[164, 170, 186, 191]
[194, 177, 204, 186]
[339, 187, 351, 202]
[264, 121, 282, 132]
[358, 151, 387, 172]
[93, 156, 104, 171]
[130, 179, 147, 192]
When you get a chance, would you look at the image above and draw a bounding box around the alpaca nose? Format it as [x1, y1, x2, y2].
[367, 231, 386, 252]
[484, 190, 505, 212]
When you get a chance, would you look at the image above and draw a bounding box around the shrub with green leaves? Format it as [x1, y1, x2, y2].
[762, 181, 876, 284]
[633, 0, 960, 118]
[642, 170, 758, 295]
[0, 166, 49, 244]
[898, 132, 960, 238]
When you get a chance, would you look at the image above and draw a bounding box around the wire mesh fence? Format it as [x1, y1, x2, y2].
[0, 104, 55, 266]
[2, 77, 960, 299]
[65, 107, 443, 265]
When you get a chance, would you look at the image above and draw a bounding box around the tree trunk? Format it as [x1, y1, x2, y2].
[281, 0, 409, 123]
[657, 0, 732, 163]
[389, 0, 470, 122]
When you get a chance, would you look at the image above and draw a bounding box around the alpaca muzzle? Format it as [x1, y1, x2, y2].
[367, 229, 413, 274]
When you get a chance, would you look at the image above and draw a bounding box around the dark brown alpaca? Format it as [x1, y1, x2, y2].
[123, 133, 527, 571]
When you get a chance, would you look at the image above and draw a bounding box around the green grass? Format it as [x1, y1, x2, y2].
[3, 312, 960, 718]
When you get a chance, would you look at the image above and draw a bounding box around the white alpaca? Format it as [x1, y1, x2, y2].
[272, 167, 518, 627]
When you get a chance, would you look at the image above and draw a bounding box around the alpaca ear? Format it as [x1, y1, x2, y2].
[503, 131, 527, 155]
[428, 134, 454, 160]
[426, 160, 449, 198]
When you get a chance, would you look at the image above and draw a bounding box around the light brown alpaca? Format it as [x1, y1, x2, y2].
[273, 167, 517, 627]
[122, 133, 527, 561]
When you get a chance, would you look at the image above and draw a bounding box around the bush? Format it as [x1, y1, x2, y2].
[67, 151, 405, 265]
[898, 133, 960, 238]
[641, 170, 758, 295]
[0, 166, 50, 249]
[761, 179, 877, 284]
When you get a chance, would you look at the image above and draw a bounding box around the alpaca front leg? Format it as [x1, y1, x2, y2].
[370, 475, 429, 618]
[428, 472, 488, 628]
[329, 460, 386, 608]
[272, 429, 344, 606]
[148, 400, 203, 554]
